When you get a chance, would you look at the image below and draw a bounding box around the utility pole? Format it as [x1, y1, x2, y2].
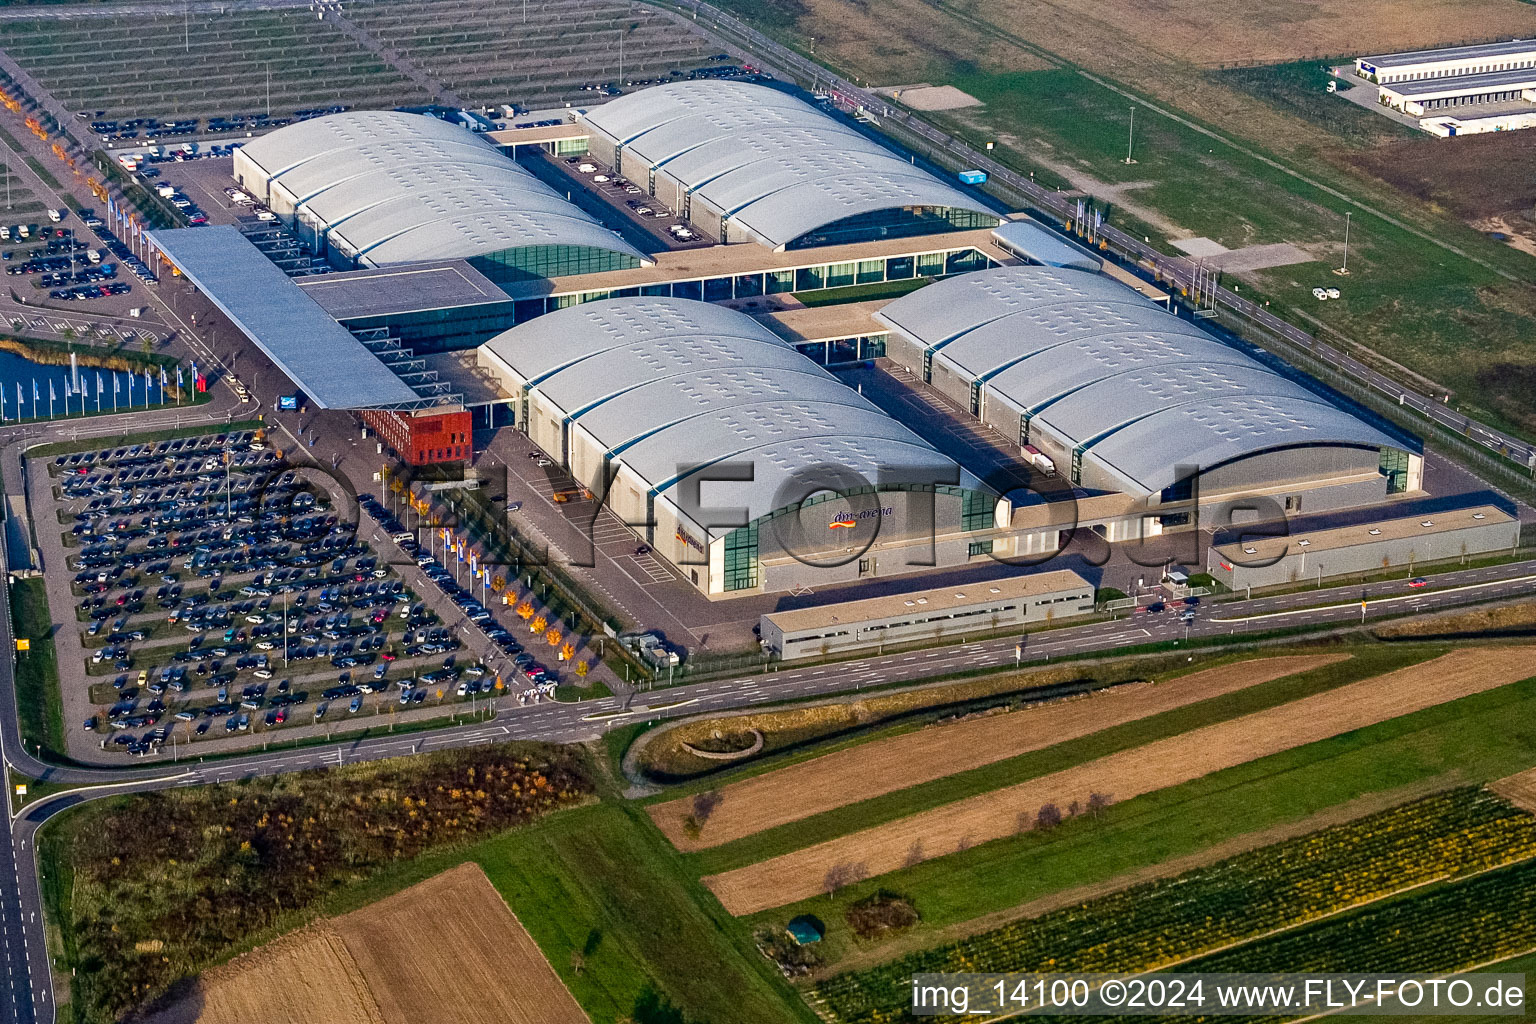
[1123, 106, 1136, 164]
[1338, 211, 1352, 275]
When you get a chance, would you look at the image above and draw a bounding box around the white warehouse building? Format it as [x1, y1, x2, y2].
[477, 298, 1015, 597]
[1355, 40, 1536, 85]
[877, 266, 1422, 524]
[232, 110, 649, 283]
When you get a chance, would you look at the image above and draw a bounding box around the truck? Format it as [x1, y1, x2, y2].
[958, 168, 988, 185]
[86, 248, 103, 264]
[1022, 444, 1054, 474]
[47, 208, 63, 223]
[551, 486, 593, 503]
[155, 183, 176, 198]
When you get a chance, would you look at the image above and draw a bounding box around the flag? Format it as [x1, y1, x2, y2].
[160, 366, 168, 386]
[176, 365, 184, 387]
[48, 379, 55, 402]
[96, 370, 103, 395]
[113, 374, 119, 395]
[32, 379, 38, 404]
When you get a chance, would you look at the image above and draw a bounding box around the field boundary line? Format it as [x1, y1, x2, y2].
[1210, 575, 1536, 623]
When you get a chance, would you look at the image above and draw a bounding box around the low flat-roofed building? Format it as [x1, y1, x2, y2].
[297, 258, 519, 351]
[1378, 66, 1536, 115]
[761, 568, 1094, 659]
[1356, 40, 1536, 84]
[1209, 505, 1519, 590]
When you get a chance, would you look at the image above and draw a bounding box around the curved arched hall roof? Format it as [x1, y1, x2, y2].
[238, 110, 647, 268]
[481, 298, 968, 533]
[581, 81, 998, 250]
[877, 266, 1403, 494]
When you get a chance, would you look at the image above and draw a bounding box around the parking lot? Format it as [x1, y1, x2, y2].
[41, 429, 548, 757]
[525, 149, 714, 252]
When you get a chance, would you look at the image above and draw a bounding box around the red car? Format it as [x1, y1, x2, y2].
[1407, 577, 1428, 589]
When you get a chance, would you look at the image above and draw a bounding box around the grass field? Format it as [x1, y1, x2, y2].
[702, 0, 1536, 439]
[731, 655, 1536, 964]
[11, 577, 64, 761]
[650, 654, 1349, 849]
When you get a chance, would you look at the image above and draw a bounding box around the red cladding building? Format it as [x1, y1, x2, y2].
[360, 406, 474, 466]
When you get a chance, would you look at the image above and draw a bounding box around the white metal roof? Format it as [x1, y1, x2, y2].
[1380, 66, 1536, 99]
[238, 110, 647, 268]
[147, 226, 422, 410]
[481, 298, 970, 533]
[581, 82, 998, 249]
[1359, 39, 1536, 69]
[878, 266, 1406, 494]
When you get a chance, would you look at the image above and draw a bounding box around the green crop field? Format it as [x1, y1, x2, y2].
[812, 788, 1536, 1023]
[741, 671, 1536, 967]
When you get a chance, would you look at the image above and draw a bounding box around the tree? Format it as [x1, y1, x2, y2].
[560, 642, 575, 662]
[1035, 802, 1063, 831]
[530, 614, 547, 633]
[546, 627, 561, 647]
[691, 789, 723, 825]
[574, 660, 589, 678]
[823, 861, 868, 897]
[516, 601, 535, 620]
[1086, 792, 1113, 818]
[491, 574, 506, 593]
[140, 335, 154, 356]
[903, 840, 925, 868]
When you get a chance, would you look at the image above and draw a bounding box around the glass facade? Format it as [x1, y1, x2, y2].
[722, 521, 759, 592]
[468, 244, 642, 285]
[956, 486, 995, 531]
[507, 247, 998, 324]
[339, 300, 520, 353]
[786, 206, 999, 250]
[1379, 447, 1412, 494]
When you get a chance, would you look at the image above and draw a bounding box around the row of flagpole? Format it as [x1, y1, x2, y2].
[0, 362, 187, 423]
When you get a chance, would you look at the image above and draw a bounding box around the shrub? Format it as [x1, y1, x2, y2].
[846, 890, 920, 940]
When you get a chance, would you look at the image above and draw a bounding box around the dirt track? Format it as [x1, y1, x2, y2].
[704, 646, 1536, 916]
[653, 655, 1348, 849]
[151, 863, 588, 1024]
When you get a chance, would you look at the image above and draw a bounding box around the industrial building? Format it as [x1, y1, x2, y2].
[760, 569, 1095, 659]
[580, 81, 1001, 250]
[1209, 505, 1519, 590]
[1353, 40, 1536, 129]
[1376, 67, 1536, 115]
[142, 79, 1452, 612]
[877, 265, 1420, 527]
[1355, 40, 1536, 85]
[232, 110, 650, 282]
[476, 298, 1016, 596]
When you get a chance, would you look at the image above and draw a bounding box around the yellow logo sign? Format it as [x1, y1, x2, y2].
[14, 638, 29, 652]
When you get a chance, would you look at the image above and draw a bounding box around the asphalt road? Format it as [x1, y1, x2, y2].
[2, 547, 1534, 1022]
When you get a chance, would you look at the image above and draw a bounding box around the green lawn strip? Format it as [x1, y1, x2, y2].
[12, 577, 66, 759]
[638, 647, 1317, 797]
[743, 673, 1536, 965]
[792, 277, 930, 306]
[1215, 60, 1419, 148]
[29, 419, 265, 461]
[690, 645, 1436, 874]
[477, 801, 818, 1024]
[36, 807, 79, 1013]
[22, 155, 61, 191]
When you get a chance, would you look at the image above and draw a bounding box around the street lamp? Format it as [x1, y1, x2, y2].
[1337, 211, 1352, 275]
